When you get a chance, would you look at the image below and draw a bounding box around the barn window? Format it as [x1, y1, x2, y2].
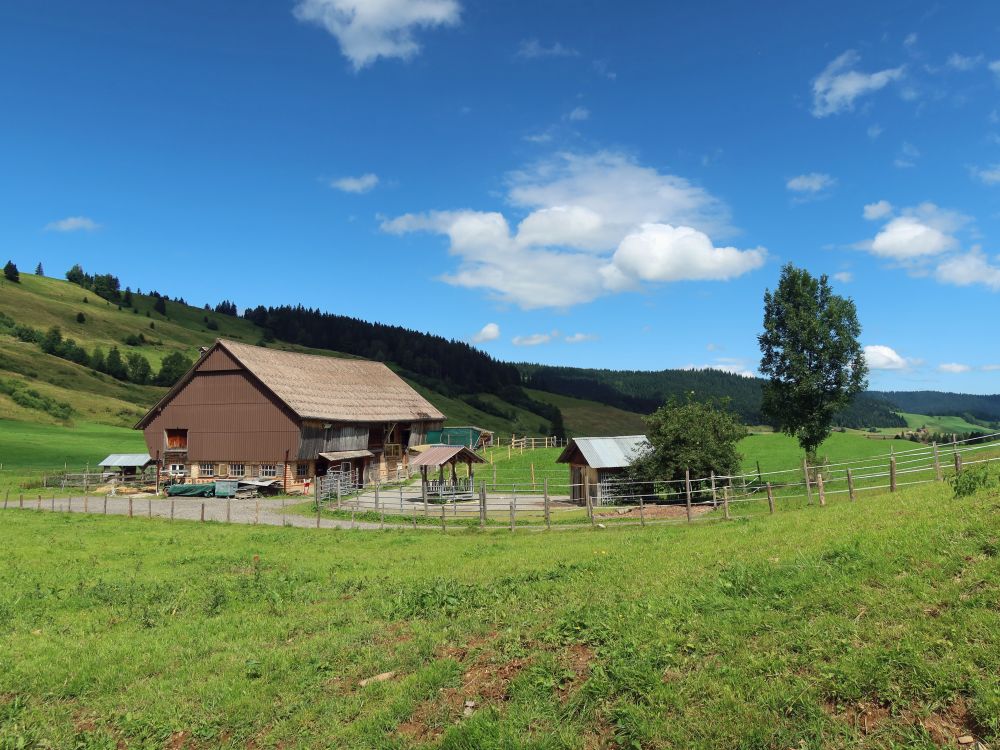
[230, 463, 245, 477]
[260, 464, 277, 478]
[296, 462, 308, 478]
[199, 463, 215, 477]
[169, 464, 186, 475]
[165, 429, 188, 450]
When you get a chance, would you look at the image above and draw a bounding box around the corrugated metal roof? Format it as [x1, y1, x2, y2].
[556, 436, 649, 469]
[319, 450, 374, 461]
[409, 445, 486, 467]
[98, 453, 153, 468]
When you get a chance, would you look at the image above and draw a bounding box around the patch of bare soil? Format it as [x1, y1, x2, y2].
[595, 504, 713, 521]
[557, 644, 595, 702]
[825, 697, 989, 746]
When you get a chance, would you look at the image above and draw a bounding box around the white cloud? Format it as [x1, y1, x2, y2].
[811, 50, 905, 117]
[864, 344, 913, 371]
[44, 216, 101, 232]
[867, 124, 883, 139]
[512, 331, 556, 346]
[982, 364, 1000, 371]
[935, 248, 1000, 291]
[523, 131, 553, 144]
[893, 141, 920, 169]
[293, 0, 460, 70]
[946, 53, 983, 71]
[833, 271, 853, 283]
[970, 164, 1000, 185]
[567, 106, 590, 122]
[904, 33, 918, 48]
[330, 173, 379, 193]
[564, 332, 597, 343]
[938, 362, 970, 373]
[471, 322, 499, 343]
[860, 203, 966, 262]
[592, 59, 616, 80]
[611, 224, 766, 283]
[383, 151, 760, 309]
[863, 200, 893, 220]
[786, 172, 836, 194]
[516, 39, 578, 59]
[989, 60, 1000, 78]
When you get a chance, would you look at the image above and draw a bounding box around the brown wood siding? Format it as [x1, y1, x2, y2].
[197, 346, 242, 372]
[142, 370, 300, 462]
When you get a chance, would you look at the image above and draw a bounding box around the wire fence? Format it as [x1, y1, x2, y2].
[3, 434, 999, 533]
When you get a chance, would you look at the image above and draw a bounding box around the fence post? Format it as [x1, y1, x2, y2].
[171, 500, 175, 521]
[2, 490, 7, 510]
[847, 468, 855, 501]
[530, 463, 535, 485]
[933, 442, 942, 482]
[255, 500, 260, 525]
[36, 494, 41, 511]
[710, 471, 718, 508]
[83, 492, 88, 514]
[509, 498, 515, 533]
[803, 459, 813, 504]
[67, 495, 72, 512]
[638, 492, 646, 526]
[441, 502, 446, 532]
[422, 479, 428, 517]
[147, 499, 152, 518]
[103, 496, 107, 515]
[817, 473, 826, 506]
[684, 468, 692, 523]
[226, 498, 231, 523]
[543, 478, 550, 530]
[584, 474, 594, 526]
[316, 500, 321, 528]
[766, 482, 775, 514]
[200, 502, 205, 522]
[723, 485, 731, 520]
[954, 451, 962, 475]
[128, 497, 133, 518]
[374, 481, 380, 514]
[480, 482, 487, 528]
[890, 457, 897, 492]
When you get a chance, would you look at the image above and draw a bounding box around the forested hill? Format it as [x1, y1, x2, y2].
[517, 363, 908, 429]
[873, 391, 1000, 424]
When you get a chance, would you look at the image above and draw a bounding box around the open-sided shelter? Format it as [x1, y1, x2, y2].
[409, 444, 486, 498]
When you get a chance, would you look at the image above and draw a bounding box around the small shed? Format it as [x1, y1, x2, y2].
[424, 426, 493, 450]
[98, 453, 154, 477]
[556, 436, 649, 505]
[410, 444, 486, 497]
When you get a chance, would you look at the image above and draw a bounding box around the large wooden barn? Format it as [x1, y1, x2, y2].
[135, 339, 445, 492]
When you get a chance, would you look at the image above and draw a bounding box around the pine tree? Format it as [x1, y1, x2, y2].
[105, 346, 128, 380]
[35, 262, 44, 276]
[3, 261, 19, 283]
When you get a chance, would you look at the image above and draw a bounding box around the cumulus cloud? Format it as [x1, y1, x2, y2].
[44, 216, 101, 232]
[516, 39, 578, 59]
[471, 322, 500, 343]
[811, 50, 904, 117]
[935, 248, 1000, 291]
[293, 0, 460, 70]
[330, 173, 379, 193]
[970, 164, 1000, 185]
[863, 200, 893, 220]
[566, 106, 590, 122]
[786, 172, 836, 194]
[859, 203, 966, 262]
[383, 151, 762, 309]
[611, 224, 766, 284]
[938, 362, 970, 373]
[512, 331, 556, 346]
[564, 332, 597, 343]
[833, 271, 853, 283]
[864, 344, 913, 371]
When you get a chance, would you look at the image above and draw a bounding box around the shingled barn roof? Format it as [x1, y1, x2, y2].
[219, 340, 445, 423]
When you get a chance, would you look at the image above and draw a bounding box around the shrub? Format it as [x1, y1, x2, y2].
[951, 465, 996, 498]
[76, 312, 86, 324]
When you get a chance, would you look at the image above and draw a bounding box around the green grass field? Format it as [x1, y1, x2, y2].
[1, 479, 998, 749]
[525, 389, 647, 437]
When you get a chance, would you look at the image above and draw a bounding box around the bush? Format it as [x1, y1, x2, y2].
[76, 312, 86, 324]
[951, 465, 996, 498]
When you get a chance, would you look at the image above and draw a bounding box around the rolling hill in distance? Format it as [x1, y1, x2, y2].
[0, 269, 997, 448]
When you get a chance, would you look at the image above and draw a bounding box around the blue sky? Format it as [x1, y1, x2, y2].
[2, 0, 999, 392]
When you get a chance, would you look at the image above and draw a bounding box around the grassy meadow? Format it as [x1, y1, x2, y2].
[1, 479, 998, 749]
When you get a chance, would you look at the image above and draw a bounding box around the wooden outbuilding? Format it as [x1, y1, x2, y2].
[135, 339, 445, 492]
[556, 435, 649, 505]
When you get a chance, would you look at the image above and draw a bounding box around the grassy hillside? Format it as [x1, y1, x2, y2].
[0, 274, 559, 436]
[525, 388, 647, 437]
[900, 412, 993, 435]
[1, 481, 997, 748]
